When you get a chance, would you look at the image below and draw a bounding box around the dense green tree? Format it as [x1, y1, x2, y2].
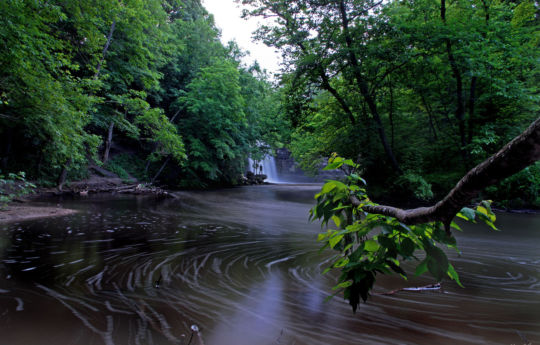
[0, 0, 100, 179]
[178, 60, 248, 185]
[0, 0, 284, 187]
[243, 0, 539, 204]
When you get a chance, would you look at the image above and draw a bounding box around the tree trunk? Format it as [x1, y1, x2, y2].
[144, 159, 151, 176]
[389, 81, 395, 150]
[468, 76, 477, 144]
[441, 0, 468, 167]
[420, 94, 439, 141]
[94, 19, 116, 79]
[350, 117, 540, 229]
[338, 0, 401, 173]
[169, 108, 182, 124]
[275, 5, 358, 126]
[102, 121, 114, 163]
[291, 29, 357, 126]
[1, 131, 13, 171]
[151, 156, 171, 184]
[57, 158, 72, 191]
[320, 69, 356, 125]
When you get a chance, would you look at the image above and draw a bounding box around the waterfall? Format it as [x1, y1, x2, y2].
[247, 154, 281, 183]
[261, 155, 280, 183]
[248, 148, 327, 184]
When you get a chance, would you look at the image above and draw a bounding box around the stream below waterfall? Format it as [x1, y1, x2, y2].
[0, 184, 539, 345]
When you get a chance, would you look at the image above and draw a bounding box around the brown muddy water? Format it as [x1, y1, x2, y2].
[0, 184, 538, 345]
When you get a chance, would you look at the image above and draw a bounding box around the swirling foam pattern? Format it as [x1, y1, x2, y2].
[0, 185, 538, 345]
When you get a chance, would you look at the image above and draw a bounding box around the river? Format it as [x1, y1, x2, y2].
[0, 184, 538, 345]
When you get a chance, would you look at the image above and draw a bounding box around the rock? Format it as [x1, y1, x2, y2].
[243, 172, 267, 185]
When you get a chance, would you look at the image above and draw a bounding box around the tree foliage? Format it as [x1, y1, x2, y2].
[243, 0, 539, 205]
[0, 0, 286, 187]
[313, 155, 499, 312]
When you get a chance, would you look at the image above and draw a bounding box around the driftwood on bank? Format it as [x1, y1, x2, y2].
[82, 184, 173, 197]
[40, 183, 174, 198]
[351, 117, 540, 228]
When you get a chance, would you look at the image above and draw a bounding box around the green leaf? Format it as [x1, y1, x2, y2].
[329, 234, 344, 249]
[415, 259, 429, 276]
[320, 181, 337, 194]
[426, 246, 448, 281]
[427, 257, 445, 281]
[324, 161, 343, 170]
[447, 263, 464, 288]
[334, 257, 350, 268]
[450, 221, 462, 231]
[343, 159, 357, 167]
[333, 280, 352, 290]
[400, 237, 416, 257]
[364, 239, 380, 252]
[317, 233, 328, 242]
[457, 207, 476, 222]
[332, 215, 342, 228]
[477, 205, 496, 223]
[484, 220, 499, 231]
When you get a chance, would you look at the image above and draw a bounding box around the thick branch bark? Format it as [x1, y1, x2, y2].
[351, 117, 540, 227]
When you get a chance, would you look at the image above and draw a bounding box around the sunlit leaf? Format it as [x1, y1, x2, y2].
[329, 234, 344, 249]
[364, 239, 379, 252]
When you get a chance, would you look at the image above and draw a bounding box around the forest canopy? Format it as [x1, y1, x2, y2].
[0, 0, 538, 207]
[243, 0, 539, 206]
[0, 0, 287, 188]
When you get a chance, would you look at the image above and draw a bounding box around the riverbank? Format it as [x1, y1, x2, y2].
[0, 170, 173, 224]
[2, 176, 537, 225]
[0, 204, 77, 224]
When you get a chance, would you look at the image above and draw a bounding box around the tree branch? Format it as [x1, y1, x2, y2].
[94, 19, 116, 79]
[351, 117, 540, 227]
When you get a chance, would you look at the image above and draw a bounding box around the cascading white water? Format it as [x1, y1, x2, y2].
[248, 147, 325, 184]
[261, 154, 280, 183]
[248, 158, 255, 173]
[247, 154, 281, 183]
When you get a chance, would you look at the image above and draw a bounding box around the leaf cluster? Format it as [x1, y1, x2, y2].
[312, 155, 498, 312]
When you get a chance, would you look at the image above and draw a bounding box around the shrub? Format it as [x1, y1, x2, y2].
[0, 172, 36, 207]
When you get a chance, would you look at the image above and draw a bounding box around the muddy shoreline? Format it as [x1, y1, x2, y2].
[0, 204, 78, 224]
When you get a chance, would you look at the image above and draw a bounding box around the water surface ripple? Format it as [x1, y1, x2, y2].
[0, 185, 538, 345]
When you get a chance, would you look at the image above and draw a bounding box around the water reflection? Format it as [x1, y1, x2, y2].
[0, 185, 539, 345]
